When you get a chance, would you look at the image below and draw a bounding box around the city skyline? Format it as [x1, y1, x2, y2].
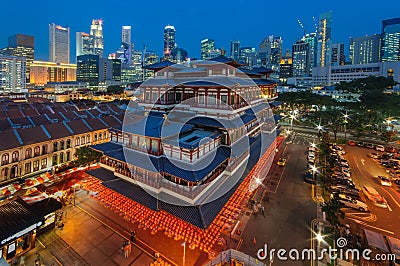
[1, 0, 399, 62]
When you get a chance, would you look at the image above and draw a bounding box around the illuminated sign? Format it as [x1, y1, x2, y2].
[0, 222, 42, 245]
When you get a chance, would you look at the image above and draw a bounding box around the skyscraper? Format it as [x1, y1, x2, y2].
[230, 41, 240, 61]
[0, 55, 26, 92]
[331, 43, 345, 66]
[239, 47, 257, 67]
[0, 34, 34, 84]
[381, 17, 400, 62]
[200, 39, 215, 60]
[76, 32, 92, 56]
[316, 11, 332, 67]
[122, 26, 132, 65]
[349, 34, 381, 64]
[302, 33, 317, 69]
[90, 19, 104, 58]
[49, 23, 70, 63]
[279, 49, 293, 78]
[258, 36, 282, 68]
[292, 41, 309, 77]
[163, 25, 176, 60]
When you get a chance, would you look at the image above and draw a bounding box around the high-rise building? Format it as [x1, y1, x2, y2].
[49, 23, 70, 63]
[0, 55, 26, 92]
[77, 54, 100, 86]
[279, 49, 293, 78]
[76, 32, 92, 56]
[239, 47, 257, 67]
[230, 41, 240, 61]
[316, 11, 332, 67]
[30, 61, 76, 86]
[349, 34, 381, 64]
[90, 19, 104, 58]
[258, 36, 282, 68]
[122, 26, 132, 65]
[292, 41, 310, 77]
[381, 17, 400, 62]
[302, 33, 317, 69]
[200, 39, 215, 60]
[331, 43, 345, 66]
[163, 25, 176, 60]
[0, 34, 34, 84]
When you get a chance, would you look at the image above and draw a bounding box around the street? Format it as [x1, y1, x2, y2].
[239, 136, 318, 265]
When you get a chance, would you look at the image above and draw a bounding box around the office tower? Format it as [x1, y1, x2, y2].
[76, 32, 92, 56]
[239, 47, 257, 67]
[0, 34, 34, 83]
[171, 48, 188, 63]
[30, 61, 76, 85]
[279, 49, 293, 78]
[163, 25, 176, 60]
[90, 19, 104, 58]
[302, 33, 317, 68]
[77, 54, 100, 86]
[349, 34, 381, 64]
[331, 43, 345, 66]
[292, 41, 310, 77]
[381, 17, 400, 62]
[0, 55, 26, 92]
[49, 23, 70, 63]
[258, 36, 282, 68]
[316, 11, 332, 67]
[122, 26, 132, 65]
[230, 41, 240, 61]
[200, 39, 215, 60]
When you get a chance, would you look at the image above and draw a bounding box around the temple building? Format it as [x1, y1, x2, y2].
[88, 55, 280, 229]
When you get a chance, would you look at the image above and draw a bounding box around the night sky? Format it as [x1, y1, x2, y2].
[1, 0, 399, 62]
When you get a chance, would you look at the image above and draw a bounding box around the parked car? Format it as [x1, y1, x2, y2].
[304, 172, 316, 184]
[336, 178, 356, 189]
[368, 152, 380, 159]
[386, 146, 397, 153]
[330, 185, 361, 199]
[332, 193, 369, 212]
[277, 158, 287, 166]
[348, 140, 356, 146]
[366, 143, 374, 149]
[377, 176, 392, 187]
[376, 145, 385, 152]
[362, 185, 388, 208]
[357, 141, 366, 147]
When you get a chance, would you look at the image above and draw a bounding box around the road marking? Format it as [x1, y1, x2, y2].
[348, 218, 394, 235]
[361, 159, 365, 166]
[381, 188, 400, 209]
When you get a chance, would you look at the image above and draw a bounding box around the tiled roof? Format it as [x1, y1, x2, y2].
[66, 120, 92, 135]
[43, 123, 73, 139]
[86, 168, 118, 182]
[0, 130, 23, 150]
[84, 118, 108, 131]
[0, 119, 12, 131]
[16, 127, 48, 145]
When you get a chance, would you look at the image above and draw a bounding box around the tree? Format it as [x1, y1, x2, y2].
[74, 146, 102, 166]
[321, 194, 345, 234]
[107, 85, 124, 94]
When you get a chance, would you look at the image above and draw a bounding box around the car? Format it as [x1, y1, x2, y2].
[362, 185, 388, 208]
[386, 146, 397, 153]
[308, 154, 315, 161]
[336, 178, 356, 189]
[357, 141, 366, 147]
[304, 172, 316, 184]
[348, 140, 356, 146]
[308, 147, 316, 152]
[332, 193, 369, 212]
[277, 158, 287, 166]
[366, 143, 374, 149]
[378, 176, 392, 187]
[368, 152, 380, 159]
[330, 185, 361, 199]
[376, 145, 385, 152]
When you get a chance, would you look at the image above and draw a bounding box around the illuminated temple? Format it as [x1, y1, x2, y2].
[87, 56, 280, 230]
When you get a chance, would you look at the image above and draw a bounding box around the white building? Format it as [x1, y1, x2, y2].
[0, 55, 26, 93]
[49, 23, 70, 64]
[312, 62, 400, 86]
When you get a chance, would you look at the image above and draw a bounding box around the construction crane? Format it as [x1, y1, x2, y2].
[297, 19, 306, 36]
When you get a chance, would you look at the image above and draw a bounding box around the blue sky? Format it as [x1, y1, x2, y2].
[1, 0, 399, 62]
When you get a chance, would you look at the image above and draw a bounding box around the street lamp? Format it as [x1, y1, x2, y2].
[343, 111, 349, 142]
[182, 241, 186, 266]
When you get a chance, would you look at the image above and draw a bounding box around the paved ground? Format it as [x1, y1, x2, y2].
[239, 137, 318, 265]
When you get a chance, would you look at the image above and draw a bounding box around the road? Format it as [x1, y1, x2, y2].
[239, 136, 318, 265]
[342, 145, 400, 237]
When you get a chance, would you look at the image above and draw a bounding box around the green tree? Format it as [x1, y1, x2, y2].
[74, 146, 102, 166]
[321, 194, 345, 234]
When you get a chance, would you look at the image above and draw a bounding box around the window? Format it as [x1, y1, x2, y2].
[94, 134, 98, 141]
[33, 160, 39, 172]
[2, 153, 9, 165]
[12, 151, 19, 163]
[41, 158, 47, 169]
[60, 141, 65, 150]
[60, 153, 64, 164]
[34, 146, 40, 156]
[25, 162, 31, 174]
[81, 136, 85, 145]
[86, 135, 90, 143]
[99, 133, 102, 140]
[103, 132, 107, 139]
[66, 151, 70, 162]
[42, 145, 48, 155]
[52, 154, 58, 166]
[1, 168, 9, 180]
[66, 139, 71, 149]
[25, 148, 32, 159]
[53, 142, 58, 152]
[75, 138, 80, 146]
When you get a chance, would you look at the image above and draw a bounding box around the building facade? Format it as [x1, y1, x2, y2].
[230, 41, 240, 61]
[331, 43, 345, 66]
[316, 11, 332, 67]
[292, 41, 310, 77]
[258, 36, 282, 69]
[0, 55, 26, 93]
[349, 34, 381, 64]
[121, 26, 132, 65]
[49, 23, 70, 64]
[30, 61, 76, 86]
[239, 47, 257, 67]
[200, 39, 215, 60]
[279, 50, 293, 78]
[381, 17, 400, 62]
[76, 32, 92, 57]
[90, 19, 104, 58]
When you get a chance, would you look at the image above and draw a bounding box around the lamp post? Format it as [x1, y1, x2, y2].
[343, 111, 349, 142]
[182, 241, 186, 266]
